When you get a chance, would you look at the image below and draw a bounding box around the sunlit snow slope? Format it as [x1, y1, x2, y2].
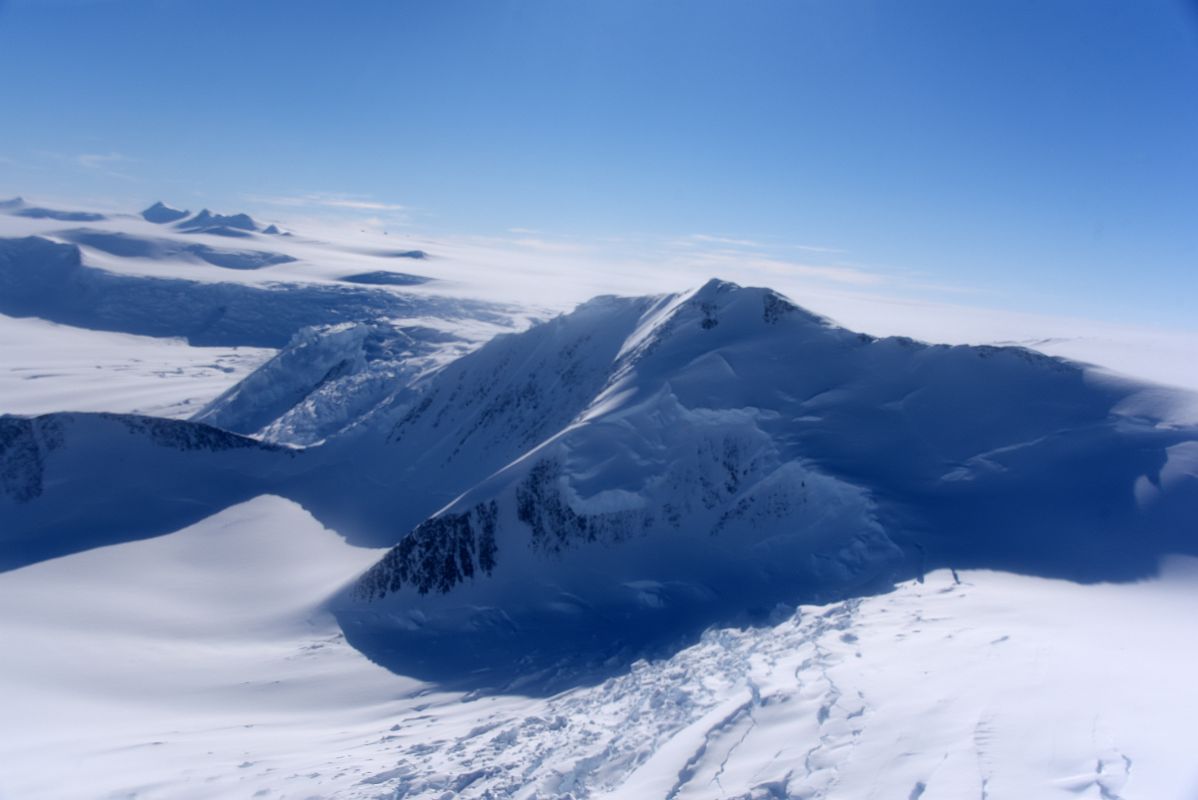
[1, 504, 1195, 799]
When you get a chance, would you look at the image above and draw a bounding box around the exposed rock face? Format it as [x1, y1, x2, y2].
[354, 501, 499, 598]
[111, 414, 288, 453]
[0, 416, 62, 503]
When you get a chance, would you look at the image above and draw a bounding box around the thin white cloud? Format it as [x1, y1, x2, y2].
[509, 237, 588, 254]
[76, 152, 130, 170]
[704, 253, 885, 286]
[689, 233, 765, 248]
[323, 198, 407, 211]
[684, 234, 845, 255]
[246, 192, 407, 213]
[36, 150, 139, 181]
[785, 243, 846, 255]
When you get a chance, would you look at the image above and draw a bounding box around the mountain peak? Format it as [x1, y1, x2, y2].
[691, 276, 742, 299]
[176, 208, 259, 235]
[141, 201, 189, 224]
[670, 278, 832, 336]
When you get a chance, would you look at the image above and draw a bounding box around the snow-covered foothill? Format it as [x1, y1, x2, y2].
[193, 321, 477, 445]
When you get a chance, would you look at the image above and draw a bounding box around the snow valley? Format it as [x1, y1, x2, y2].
[1, 199, 1197, 799]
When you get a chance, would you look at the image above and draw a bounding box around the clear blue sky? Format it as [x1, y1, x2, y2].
[1, 0, 1196, 326]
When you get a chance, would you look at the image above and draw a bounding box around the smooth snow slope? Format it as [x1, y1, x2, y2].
[0, 313, 271, 418]
[1, 500, 1195, 799]
[0, 495, 406, 800]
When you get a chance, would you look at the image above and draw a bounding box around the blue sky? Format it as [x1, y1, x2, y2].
[1, 0, 1196, 326]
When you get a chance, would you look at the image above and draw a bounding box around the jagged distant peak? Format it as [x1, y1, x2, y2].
[176, 208, 259, 233]
[141, 201, 189, 224]
[0, 196, 25, 210]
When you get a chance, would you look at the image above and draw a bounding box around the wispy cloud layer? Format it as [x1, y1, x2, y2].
[29, 150, 139, 181]
[246, 192, 407, 213]
[75, 152, 129, 170]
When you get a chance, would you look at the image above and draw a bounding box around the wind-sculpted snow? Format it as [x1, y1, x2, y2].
[0, 236, 514, 347]
[59, 228, 297, 268]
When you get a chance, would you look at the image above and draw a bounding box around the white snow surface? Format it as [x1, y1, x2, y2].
[0, 313, 272, 418]
[2, 198, 1197, 800]
[0, 497, 1195, 799]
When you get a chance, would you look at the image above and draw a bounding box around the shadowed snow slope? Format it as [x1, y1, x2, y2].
[4, 278, 1196, 688]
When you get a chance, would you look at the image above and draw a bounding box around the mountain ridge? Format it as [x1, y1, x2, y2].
[2, 277, 1196, 687]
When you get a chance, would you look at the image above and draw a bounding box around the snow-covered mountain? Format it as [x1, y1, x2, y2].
[327, 278, 1197, 682]
[141, 200, 190, 224]
[1, 200, 1197, 799]
[5, 270, 1194, 685]
[174, 207, 260, 236]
